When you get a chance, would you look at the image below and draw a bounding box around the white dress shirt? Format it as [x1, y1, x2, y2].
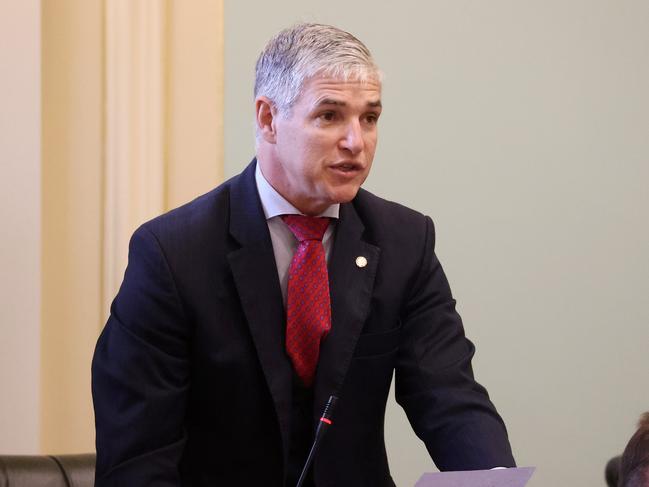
[254, 162, 339, 306]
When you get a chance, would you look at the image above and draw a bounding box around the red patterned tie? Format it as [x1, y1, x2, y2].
[282, 215, 332, 387]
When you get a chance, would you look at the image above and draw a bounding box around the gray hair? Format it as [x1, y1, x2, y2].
[254, 23, 381, 113]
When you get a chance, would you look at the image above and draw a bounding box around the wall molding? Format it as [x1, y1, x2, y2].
[104, 0, 166, 310]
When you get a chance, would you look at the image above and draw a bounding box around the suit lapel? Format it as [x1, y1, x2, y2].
[226, 161, 293, 468]
[226, 163, 381, 468]
[314, 200, 381, 413]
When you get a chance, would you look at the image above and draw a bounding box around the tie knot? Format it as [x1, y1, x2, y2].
[282, 215, 330, 242]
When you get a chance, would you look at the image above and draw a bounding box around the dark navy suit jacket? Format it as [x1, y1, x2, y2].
[92, 160, 515, 486]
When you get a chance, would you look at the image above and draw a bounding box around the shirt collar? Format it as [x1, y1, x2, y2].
[255, 161, 340, 220]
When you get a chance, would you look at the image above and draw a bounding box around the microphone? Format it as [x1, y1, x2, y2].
[295, 395, 338, 487]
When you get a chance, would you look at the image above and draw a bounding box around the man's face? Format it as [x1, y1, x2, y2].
[263, 76, 382, 215]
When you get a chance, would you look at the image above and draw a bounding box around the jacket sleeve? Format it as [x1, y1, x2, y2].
[394, 216, 516, 471]
[92, 225, 190, 486]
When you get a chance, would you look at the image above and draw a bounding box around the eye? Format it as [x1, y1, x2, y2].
[364, 112, 380, 125]
[319, 111, 337, 122]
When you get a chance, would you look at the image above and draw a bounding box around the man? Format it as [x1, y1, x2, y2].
[615, 412, 649, 487]
[92, 23, 515, 486]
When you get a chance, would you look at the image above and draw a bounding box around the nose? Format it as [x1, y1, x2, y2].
[339, 120, 363, 156]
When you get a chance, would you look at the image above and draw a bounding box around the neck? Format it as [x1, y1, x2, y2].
[257, 156, 330, 216]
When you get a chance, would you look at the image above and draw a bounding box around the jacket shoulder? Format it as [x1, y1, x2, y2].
[352, 188, 432, 244]
[138, 175, 237, 242]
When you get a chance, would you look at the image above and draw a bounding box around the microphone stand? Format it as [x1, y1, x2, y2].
[295, 395, 338, 487]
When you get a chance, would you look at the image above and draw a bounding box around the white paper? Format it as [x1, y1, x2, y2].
[415, 466, 535, 487]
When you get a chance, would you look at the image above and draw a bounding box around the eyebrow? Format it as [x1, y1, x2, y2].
[314, 98, 382, 109]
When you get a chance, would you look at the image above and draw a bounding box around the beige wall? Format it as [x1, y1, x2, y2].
[102, 0, 224, 314]
[1, 0, 224, 454]
[224, 2, 649, 486]
[166, 0, 224, 208]
[41, 0, 104, 453]
[0, 0, 42, 454]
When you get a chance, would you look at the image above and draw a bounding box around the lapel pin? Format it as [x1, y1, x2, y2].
[355, 256, 368, 268]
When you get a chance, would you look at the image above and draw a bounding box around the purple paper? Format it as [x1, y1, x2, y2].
[415, 467, 535, 487]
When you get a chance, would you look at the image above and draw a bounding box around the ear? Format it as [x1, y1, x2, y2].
[255, 96, 278, 144]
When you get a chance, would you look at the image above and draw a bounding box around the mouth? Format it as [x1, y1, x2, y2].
[329, 161, 364, 175]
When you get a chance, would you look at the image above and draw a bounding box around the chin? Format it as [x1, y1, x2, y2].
[329, 186, 362, 205]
